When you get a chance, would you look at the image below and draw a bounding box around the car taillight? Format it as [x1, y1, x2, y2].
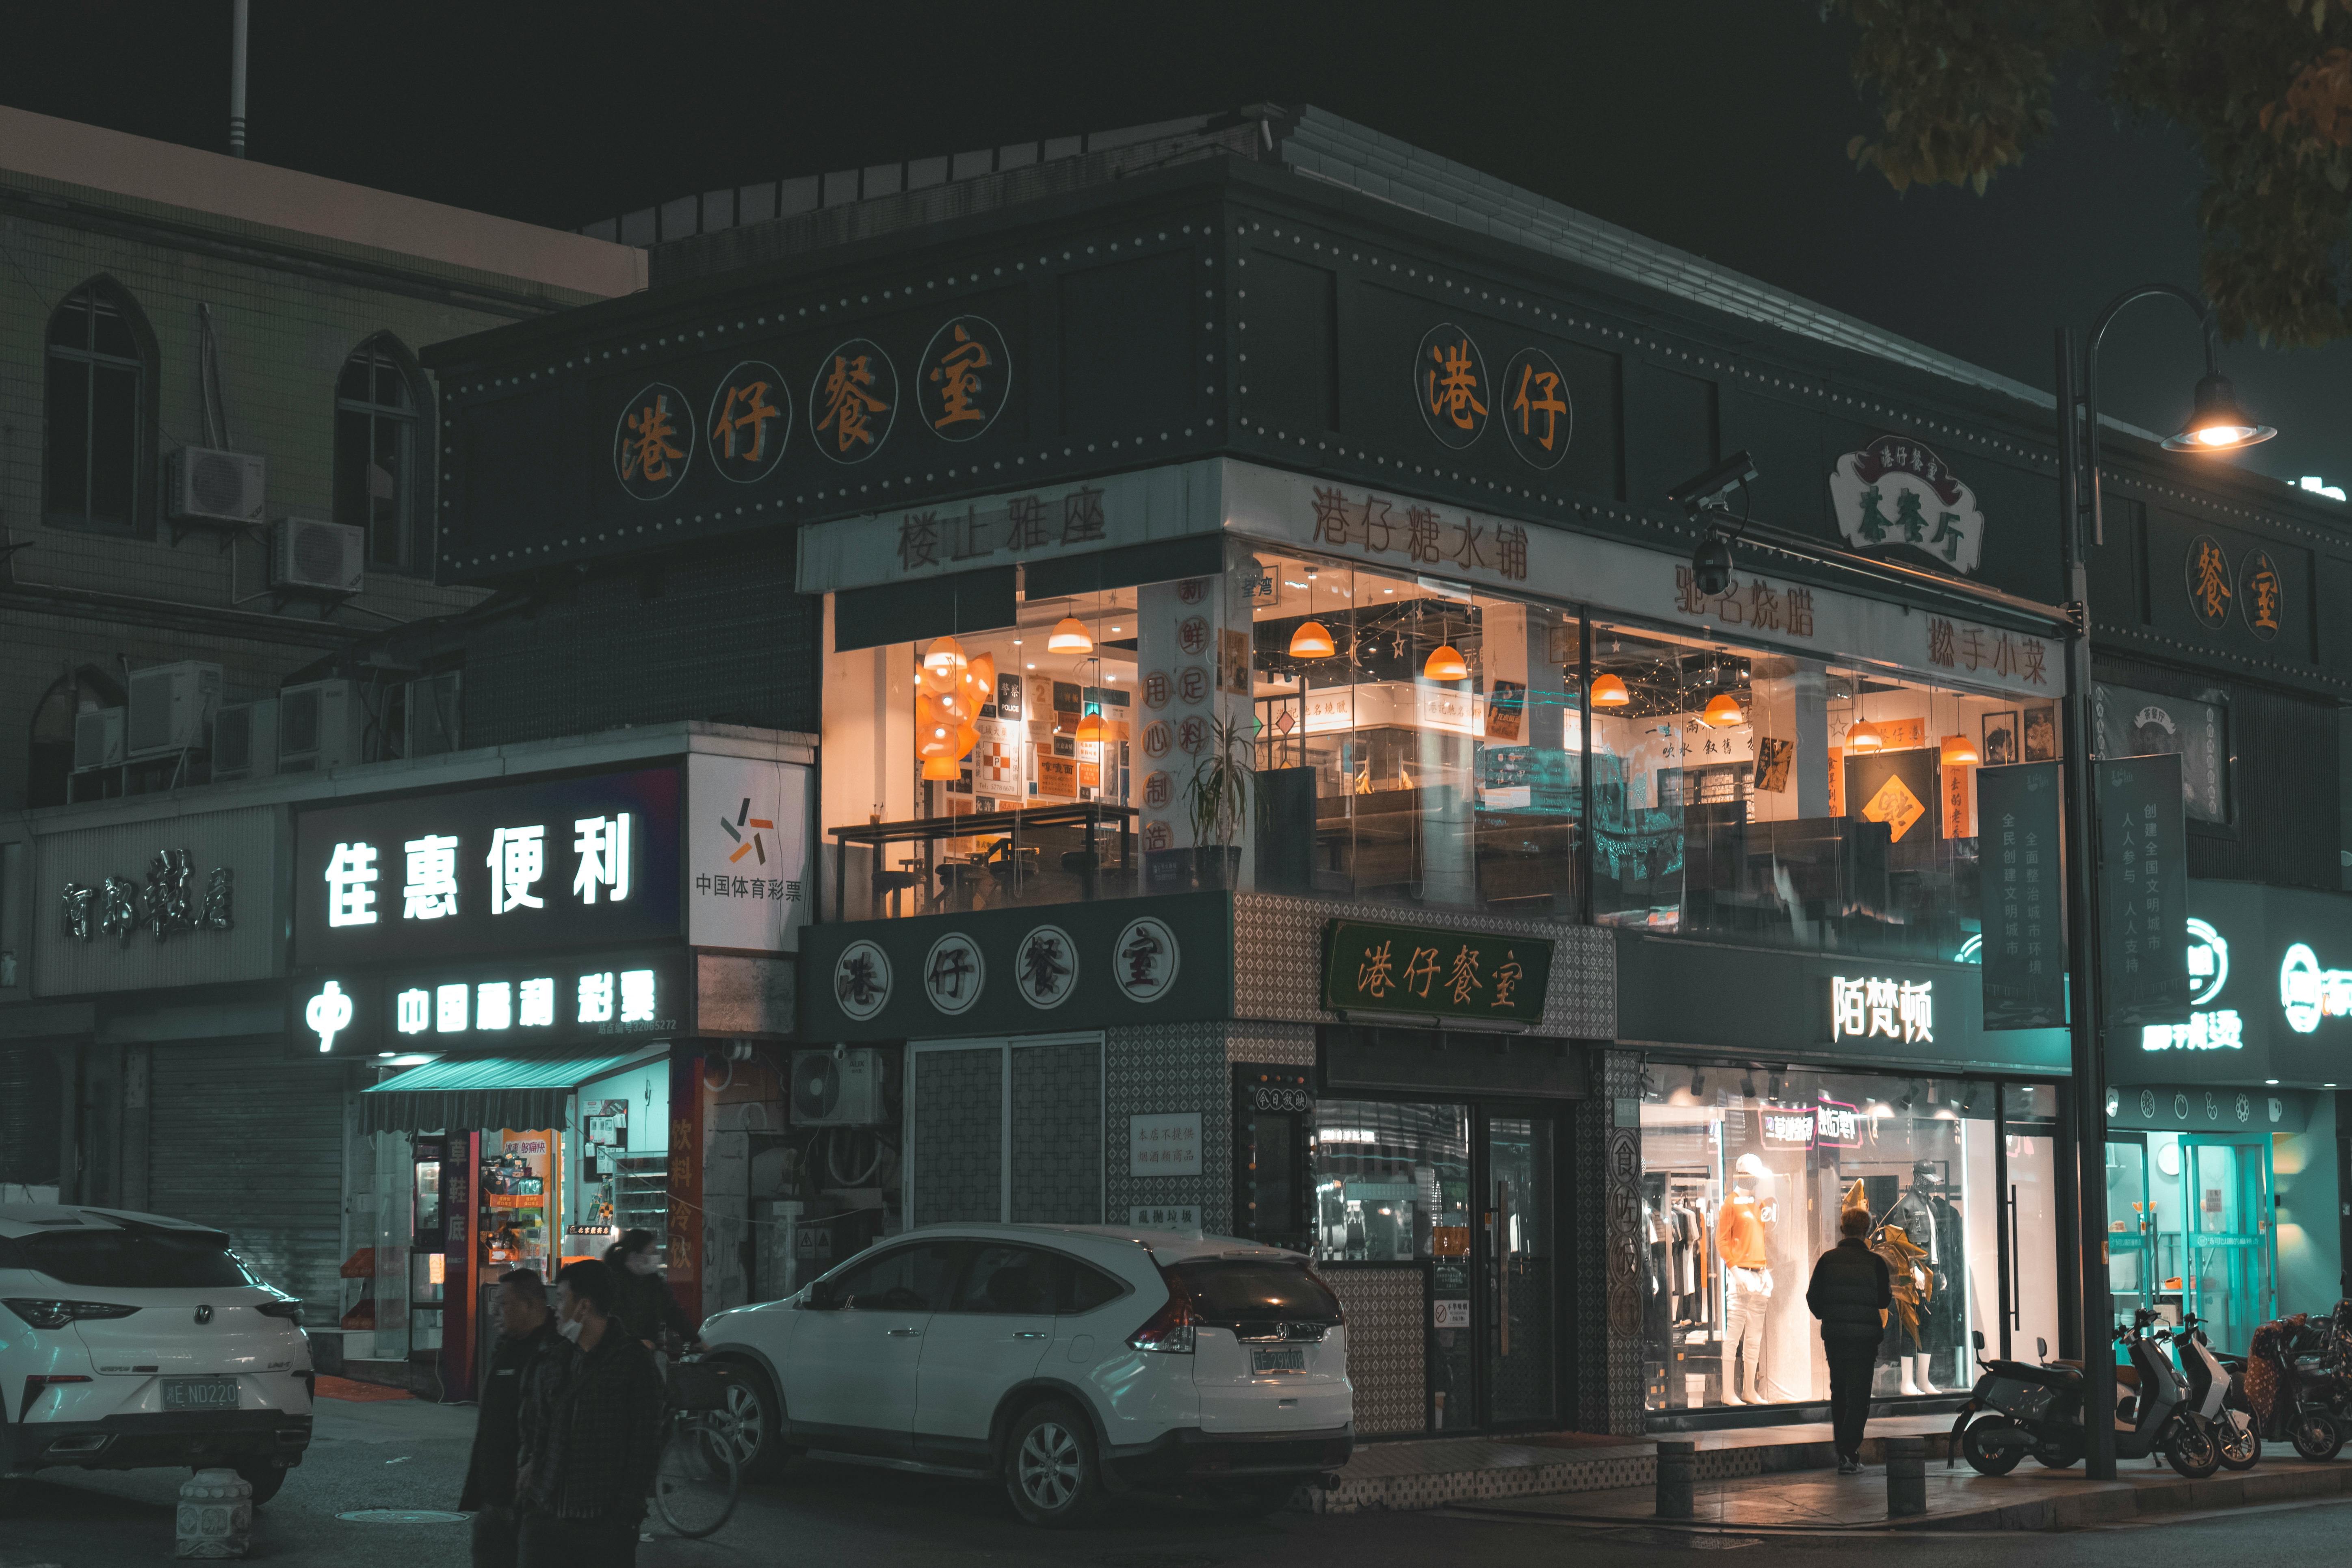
[1303, 1265, 1345, 1326]
[256, 1299, 304, 1324]
[1128, 1271, 1196, 1354]
[20, 1375, 93, 1421]
[4, 1299, 140, 1331]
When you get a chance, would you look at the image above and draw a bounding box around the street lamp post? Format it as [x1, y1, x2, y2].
[2053, 288, 2275, 1482]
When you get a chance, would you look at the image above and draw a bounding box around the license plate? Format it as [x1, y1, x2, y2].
[1251, 1348, 1306, 1375]
[162, 1378, 240, 1411]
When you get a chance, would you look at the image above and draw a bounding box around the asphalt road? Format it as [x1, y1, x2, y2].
[9, 1393, 2352, 1567]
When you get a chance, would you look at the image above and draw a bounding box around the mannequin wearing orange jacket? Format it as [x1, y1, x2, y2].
[1717, 1153, 1775, 1403]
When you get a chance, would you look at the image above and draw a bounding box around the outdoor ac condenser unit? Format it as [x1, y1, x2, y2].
[126, 661, 223, 760]
[270, 517, 366, 594]
[790, 1048, 887, 1127]
[167, 446, 267, 526]
[404, 671, 461, 759]
[72, 707, 125, 772]
[212, 699, 279, 782]
[276, 679, 368, 772]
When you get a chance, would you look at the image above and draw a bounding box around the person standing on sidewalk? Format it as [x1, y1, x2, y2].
[1806, 1205, 1892, 1474]
[461, 1269, 559, 1567]
[515, 1258, 666, 1567]
[604, 1229, 701, 1358]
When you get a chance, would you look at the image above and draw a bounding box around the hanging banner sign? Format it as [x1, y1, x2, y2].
[2097, 753, 2191, 1031]
[1321, 918, 1553, 1024]
[1978, 762, 2066, 1030]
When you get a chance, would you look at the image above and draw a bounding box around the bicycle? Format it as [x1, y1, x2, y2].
[653, 1357, 744, 1538]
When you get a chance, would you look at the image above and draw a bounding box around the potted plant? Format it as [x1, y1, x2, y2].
[1184, 713, 1255, 891]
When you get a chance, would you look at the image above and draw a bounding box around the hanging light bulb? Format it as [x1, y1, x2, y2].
[1423, 643, 1469, 682]
[1048, 617, 1093, 654]
[1847, 720, 1884, 753]
[1289, 620, 1336, 658]
[1590, 674, 1631, 707]
[922, 635, 966, 693]
[922, 756, 961, 780]
[1941, 734, 1980, 766]
[1701, 692, 1745, 728]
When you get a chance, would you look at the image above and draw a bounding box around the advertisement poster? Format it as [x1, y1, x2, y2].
[1978, 762, 2065, 1029]
[2099, 752, 2192, 1031]
[2094, 682, 2227, 824]
[685, 754, 811, 953]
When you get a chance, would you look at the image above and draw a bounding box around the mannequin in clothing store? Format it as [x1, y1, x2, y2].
[1716, 1152, 1774, 1404]
[1881, 1161, 1964, 1395]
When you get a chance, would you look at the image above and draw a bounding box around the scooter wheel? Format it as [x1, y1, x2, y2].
[2291, 1412, 2344, 1462]
[2218, 1424, 2261, 1471]
[1960, 1416, 2023, 1476]
[2031, 1434, 2081, 1469]
[2166, 1423, 2221, 1479]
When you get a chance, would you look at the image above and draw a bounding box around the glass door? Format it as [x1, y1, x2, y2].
[2104, 1136, 2154, 1327]
[1483, 1113, 1558, 1427]
[2182, 1137, 2275, 1351]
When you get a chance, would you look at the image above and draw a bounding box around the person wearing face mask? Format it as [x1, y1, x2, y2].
[514, 1259, 665, 1568]
[602, 1229, 701, 1358]
[461, 1270, 559, 1568]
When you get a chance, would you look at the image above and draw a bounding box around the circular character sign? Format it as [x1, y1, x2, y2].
[833, 940, 892, 1022]
[614, 382, 694, 500]
[810, 338, 898, 464]
[1414, 323, 1490, 450]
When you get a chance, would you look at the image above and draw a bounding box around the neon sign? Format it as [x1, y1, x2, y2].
[1830, 976, 1933, 1044]
[2141, 915, 2242, 1051]
[2280, 944, 2352, 1035]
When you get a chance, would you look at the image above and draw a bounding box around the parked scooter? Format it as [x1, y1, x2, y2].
[2163, 1315, 2259, 1470]
[2246, 1313, 2348, 1460]
[1951, 1309, 2220, 1479]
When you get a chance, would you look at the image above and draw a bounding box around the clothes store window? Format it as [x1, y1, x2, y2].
[1251, 553, 1580, 917]
[1589, 620, 2041, 961]
[1638, 1068, 2044, 1414]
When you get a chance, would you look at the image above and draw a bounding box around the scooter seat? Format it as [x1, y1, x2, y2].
[2051, 1358, 2141, 1387]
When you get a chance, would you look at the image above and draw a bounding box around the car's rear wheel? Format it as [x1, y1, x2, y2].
[1005, 1401, 1107, 1527]
[231, 1463, 287, 1504]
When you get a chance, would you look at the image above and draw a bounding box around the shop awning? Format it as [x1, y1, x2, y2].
[359, 1044, 668, 1135]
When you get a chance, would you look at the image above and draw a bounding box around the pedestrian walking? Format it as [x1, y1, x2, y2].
[604, 1229, 701, 1356]
[515, 1258, 665, 1568]
[461, 1269, 559, 1567]
[1806, 1204, 1893, 1474]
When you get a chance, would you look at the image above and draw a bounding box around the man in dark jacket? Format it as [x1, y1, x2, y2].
[1807, 1206, 1894, 1473]
[516, 1258, 666, 1568]
[462, 1269, 558, 1567]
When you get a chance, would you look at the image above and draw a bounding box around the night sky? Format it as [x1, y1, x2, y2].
[8, 0, 2349, 497]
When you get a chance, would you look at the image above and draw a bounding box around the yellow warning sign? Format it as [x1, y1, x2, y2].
[1861, 771, 1928, 842]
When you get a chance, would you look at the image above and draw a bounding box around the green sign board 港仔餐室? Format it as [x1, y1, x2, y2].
[1322, 919, 1553, 1024]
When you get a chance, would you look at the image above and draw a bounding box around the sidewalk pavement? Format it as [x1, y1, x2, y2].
[1449, 1452, 2352, 1533]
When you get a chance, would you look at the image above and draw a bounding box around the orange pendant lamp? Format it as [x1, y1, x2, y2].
[1289, 620, 1336, 658]
[1701, 692, 1745, 728]
[1423, 643, 1469, 682]
[1075, 710, 1105, 744]
[1941, 734, 1979, 766]
[921, 756, 962, 780]
[1590, 674, 1631, 707]
[1846, 719, 1884, 753]
[922, 635, 965, 692]
[1047, 617, 1094, 654]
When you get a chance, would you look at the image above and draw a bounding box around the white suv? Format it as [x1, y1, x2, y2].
[698, 1224, 1352, 1525]
[0, 1205, 314, 1501]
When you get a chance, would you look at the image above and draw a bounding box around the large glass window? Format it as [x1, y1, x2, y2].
[45, 280, 148, 531]
[1639, 1067, 2047, 1413]
[1250, 554, 1579, 916]
[336, 336, 424, 572]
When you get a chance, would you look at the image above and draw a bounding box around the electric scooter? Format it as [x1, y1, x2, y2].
[1951, 1309, 2220, 1479]
[2164, 1315, 2259, 1470]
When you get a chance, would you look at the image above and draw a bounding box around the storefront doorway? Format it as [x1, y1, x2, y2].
[2107, 1131, 2277, 1349]
[1311, 1097, 1562, 1432]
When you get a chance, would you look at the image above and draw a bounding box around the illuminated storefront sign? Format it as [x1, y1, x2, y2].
[1761, 1108, 1815, 1148]
[2280, 943, 2352, 1035]
[386, 957, 681, 1046]
[1829, 976, 1933, 1045]
[2142, 916, 2243, 1052]
[1815, 1099, 1863, 1147]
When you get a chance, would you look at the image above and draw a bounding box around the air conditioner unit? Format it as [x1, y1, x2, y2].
[404, 671, 461, 759]
[271, 518, 366, 595]
[167, 446, 267, 526]
[72, 707, 125, 772]
[212, 699, 279, 782]
[126, 662, 223, 760]
[790, 1048, 887, 1127]
[276, 679, 368, 773]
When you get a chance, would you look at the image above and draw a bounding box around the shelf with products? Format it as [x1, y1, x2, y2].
[613, 1151, 670, 1235]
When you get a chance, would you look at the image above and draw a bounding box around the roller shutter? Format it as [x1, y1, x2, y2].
[147, 1039, 349, 1317]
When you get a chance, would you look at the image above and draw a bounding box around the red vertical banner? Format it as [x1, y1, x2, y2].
[441, 1131, 478, 1400]
[1942, 762, 1973, 839]
[667, 1049, 704, 1327]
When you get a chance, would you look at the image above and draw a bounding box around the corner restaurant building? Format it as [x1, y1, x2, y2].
[418, 108, 2347, 1434]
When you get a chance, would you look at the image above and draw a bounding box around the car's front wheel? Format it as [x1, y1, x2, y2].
[232, 1463, 287, 1504]
[1004, 1402, 1107, 1527]
[710, 1360, 794, 1479]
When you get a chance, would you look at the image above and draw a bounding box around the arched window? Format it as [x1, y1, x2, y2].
[26, 665, 128, 808]
[45, 279, 152, 531]
[335, 336, 427, 572]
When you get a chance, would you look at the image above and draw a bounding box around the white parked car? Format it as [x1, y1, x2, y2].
[699, 1224, 1353, 1525]
[0, 1205, 314, 1501]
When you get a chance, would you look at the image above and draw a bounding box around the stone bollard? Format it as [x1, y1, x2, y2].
[1886, 1436, 1927, 1518]
[177, 1467, 253, 1559]
[1656, 1438, 1696, 1520]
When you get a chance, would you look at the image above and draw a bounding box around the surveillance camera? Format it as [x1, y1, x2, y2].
[1691, 535, 1734, 596]
[1666, 450, 1759, 513]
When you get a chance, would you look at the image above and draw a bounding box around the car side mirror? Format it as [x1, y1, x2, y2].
[2037, 1337, 2049, 1358]
[1972, 1330, 1986, 1352]
[804, 1281, 836, 1310]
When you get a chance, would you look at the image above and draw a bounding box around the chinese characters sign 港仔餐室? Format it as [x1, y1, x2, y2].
[1322, 919, 1553, 1025]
